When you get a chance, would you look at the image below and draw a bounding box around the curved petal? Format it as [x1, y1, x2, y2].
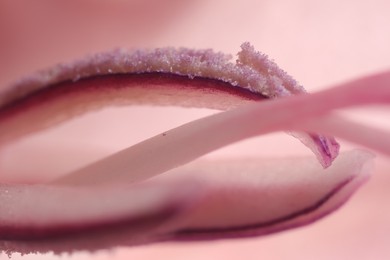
[0, 180, 198, 255]
[0, 150, 372, 255]
[160, 150, 373, 240]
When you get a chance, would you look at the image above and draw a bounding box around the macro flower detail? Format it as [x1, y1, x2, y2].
[0, 43, 388, 255]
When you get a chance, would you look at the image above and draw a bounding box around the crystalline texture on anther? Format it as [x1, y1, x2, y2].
[0, 43, 339, 168]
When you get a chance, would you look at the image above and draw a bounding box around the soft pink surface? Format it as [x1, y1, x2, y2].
[1, 0, 390, 259]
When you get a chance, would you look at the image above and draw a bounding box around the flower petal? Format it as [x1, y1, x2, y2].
[0, 180, 199, 255]
[0, 150, 372, 255]
[159, 150, 373, 240]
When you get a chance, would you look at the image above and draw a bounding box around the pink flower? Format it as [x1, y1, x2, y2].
[0, 42, 388, 256]
[1, 1, 389, 259]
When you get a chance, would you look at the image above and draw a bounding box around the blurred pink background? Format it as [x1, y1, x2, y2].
[1, 0, 390, 259]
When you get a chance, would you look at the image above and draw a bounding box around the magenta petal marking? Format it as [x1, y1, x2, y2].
[157, 150, 373, 240]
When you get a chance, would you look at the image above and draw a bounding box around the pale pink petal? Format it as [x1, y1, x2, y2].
[0, 180, 199, 255]
[0, 150, 372, 255]
[159, 150, 372, 240]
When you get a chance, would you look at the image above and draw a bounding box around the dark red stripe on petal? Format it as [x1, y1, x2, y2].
[0, 204, 178, 241]
[172, 177, 353, 239]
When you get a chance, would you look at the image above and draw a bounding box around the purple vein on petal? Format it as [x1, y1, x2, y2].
[150, 150, 373, 240]
[51, 70, 390, 186]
